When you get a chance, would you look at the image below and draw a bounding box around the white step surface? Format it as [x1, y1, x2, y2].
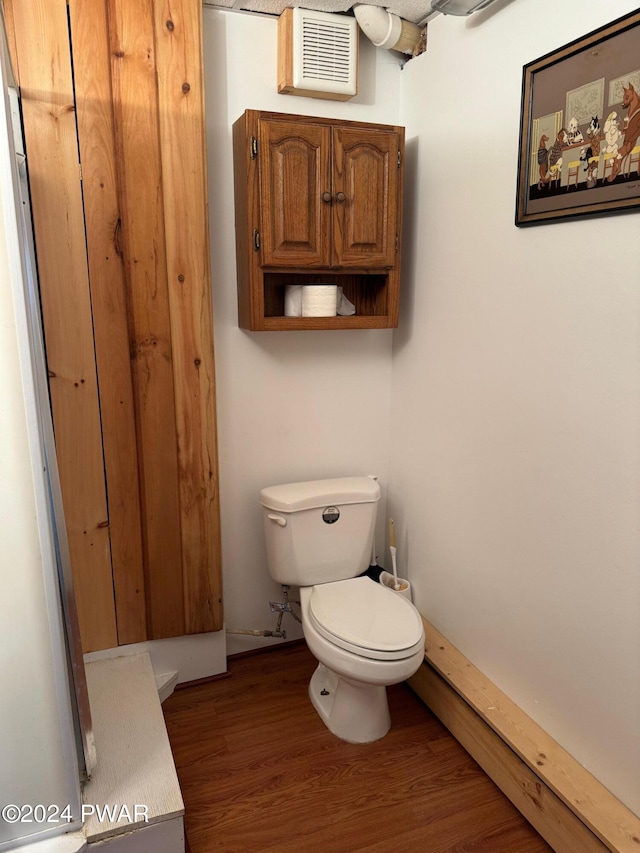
[82, 654, 184, 847]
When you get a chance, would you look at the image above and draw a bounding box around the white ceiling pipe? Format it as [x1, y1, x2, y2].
[429, 0, 498, 14]
[353, 4, 422, 54]
[417, 0, 500, 26]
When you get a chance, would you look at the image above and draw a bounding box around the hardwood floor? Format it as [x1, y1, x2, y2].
[163, 643, 551, 853]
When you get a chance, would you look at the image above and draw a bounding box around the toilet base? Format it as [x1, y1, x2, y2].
[308, 663, 391, 743]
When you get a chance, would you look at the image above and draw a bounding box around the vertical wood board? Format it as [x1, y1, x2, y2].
[153, 0, 222, 633]
[10, 0, 117, 652]
[107, 0, 185, 639]
[69, 0, 147, 646]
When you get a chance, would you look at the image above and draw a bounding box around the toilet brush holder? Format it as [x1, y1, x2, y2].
[379, 571, 412, 601]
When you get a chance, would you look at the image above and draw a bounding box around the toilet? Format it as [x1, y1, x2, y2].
[260, 476, 425, 743]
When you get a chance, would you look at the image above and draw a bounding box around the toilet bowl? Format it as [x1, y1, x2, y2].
[260, 476, 425, 743]
[300, 577, 424, 742]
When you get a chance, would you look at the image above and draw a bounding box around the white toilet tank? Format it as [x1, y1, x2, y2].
[260, 477, 381, 586]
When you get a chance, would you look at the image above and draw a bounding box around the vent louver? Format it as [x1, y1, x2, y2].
[278, 8, 358, 101]
[301, 18, 353, 84]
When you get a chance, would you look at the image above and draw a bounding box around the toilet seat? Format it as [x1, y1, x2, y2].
[308, 577, 424, 661]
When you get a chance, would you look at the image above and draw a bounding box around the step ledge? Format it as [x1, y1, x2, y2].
[83, 653, 184, 845]
[409, 617, 640, 853]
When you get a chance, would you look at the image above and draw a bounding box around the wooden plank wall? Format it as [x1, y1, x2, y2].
[8, 0, 118, 651]
[4, 0, 222, 650]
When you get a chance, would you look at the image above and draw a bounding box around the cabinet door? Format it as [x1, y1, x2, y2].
[259, 119, 331, 267]
[332, 127, 400, 268]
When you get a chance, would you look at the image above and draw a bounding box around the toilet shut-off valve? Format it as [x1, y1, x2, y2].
[226, 585, 301, 641]
[269, 585, 302, 629]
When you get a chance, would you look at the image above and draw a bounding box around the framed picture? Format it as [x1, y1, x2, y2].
[516, 10, 640, 226]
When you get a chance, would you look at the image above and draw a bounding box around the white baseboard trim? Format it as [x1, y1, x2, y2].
[155, 671, 179, 704]
[84, 630, 226, 686]
[87, 817, 183, 853]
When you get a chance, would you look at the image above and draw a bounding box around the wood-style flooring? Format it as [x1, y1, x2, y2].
[163, 642, 551, 853]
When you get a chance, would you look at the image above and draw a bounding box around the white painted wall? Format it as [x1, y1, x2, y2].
[203, 9, 404, 654]
[394, 0, 640, 814]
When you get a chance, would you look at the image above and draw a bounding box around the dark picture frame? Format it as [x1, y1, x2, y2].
[516, 10, 640, 226]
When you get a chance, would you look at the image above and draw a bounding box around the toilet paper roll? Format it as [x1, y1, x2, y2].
[284, 285, 303, 317]
[302, 285, 338, 317]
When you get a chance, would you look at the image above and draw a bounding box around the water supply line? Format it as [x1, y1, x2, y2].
[225, 585, 301, 641]
[225, 628, 288, 638]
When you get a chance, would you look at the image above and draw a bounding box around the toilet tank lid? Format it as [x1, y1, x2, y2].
[260, 476, 380, 512]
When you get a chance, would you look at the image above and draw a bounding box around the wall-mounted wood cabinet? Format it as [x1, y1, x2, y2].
[233, 110, 404, 331]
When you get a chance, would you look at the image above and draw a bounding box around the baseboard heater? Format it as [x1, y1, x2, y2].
[408, 618, 640, 853]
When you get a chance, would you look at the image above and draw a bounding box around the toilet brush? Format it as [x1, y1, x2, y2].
[388, 518, 400, 590]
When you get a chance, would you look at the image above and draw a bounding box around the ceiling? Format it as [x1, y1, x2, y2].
[204, 0, 433, 25]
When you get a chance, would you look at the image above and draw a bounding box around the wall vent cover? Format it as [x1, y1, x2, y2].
[278, 8, 358, 101]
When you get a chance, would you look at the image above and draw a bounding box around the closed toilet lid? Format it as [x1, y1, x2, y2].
[308, 577, 424, 661]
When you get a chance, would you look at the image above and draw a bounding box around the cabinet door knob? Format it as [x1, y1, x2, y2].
[322, 191, 332, 203]
[335, 191, 346, 202]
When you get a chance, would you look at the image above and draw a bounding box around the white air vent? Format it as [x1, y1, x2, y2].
[278, 8, 358, 101]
